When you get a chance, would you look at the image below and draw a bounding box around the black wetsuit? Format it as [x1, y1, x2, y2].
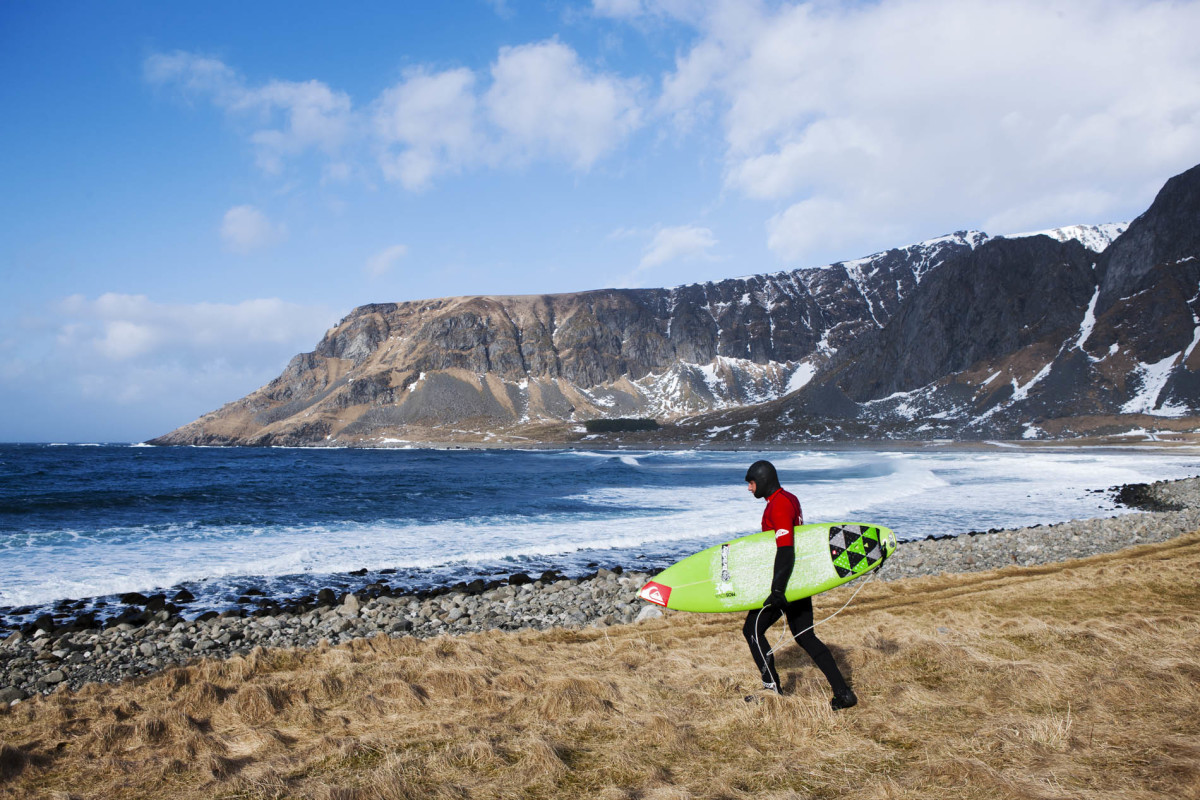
[743, 591, 850, 694]
[743, 489, 850, 695]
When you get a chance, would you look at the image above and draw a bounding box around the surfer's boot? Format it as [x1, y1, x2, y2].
[830, 687, 858, 711]
[761, 664, 782, 695]
[744, 675, 783, 703]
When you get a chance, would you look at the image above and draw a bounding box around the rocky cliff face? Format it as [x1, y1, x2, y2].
[152, 165, 1200, 447]
[675, 166, 1200, 444]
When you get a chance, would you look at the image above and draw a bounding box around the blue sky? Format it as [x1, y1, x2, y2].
[3, 0, 1200, 442]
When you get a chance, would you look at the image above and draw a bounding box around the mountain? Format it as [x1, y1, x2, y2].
[151, 165, 1200, 446]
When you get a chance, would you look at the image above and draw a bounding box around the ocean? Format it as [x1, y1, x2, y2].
[1, 444, 1196, 624]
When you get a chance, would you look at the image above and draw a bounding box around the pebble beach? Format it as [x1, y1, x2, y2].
[2, 474, 1198, 704]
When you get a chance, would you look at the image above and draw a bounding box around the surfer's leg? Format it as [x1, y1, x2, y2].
[784, 598, 850, 696]
[742, 608, 783, 690]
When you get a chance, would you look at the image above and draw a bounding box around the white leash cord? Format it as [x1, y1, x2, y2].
[755, 569, 879, 663]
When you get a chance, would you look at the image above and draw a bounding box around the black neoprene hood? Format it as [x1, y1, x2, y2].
[745, 460, 781, 499]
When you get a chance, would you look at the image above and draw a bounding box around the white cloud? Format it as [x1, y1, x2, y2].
[373, 67, 481, 191]
[651, 0, 1200, 262]
[244, 79, 353, 173]
[767, 198, 904, 262]
[149, 42, 644, 191]
[146, 52, 353, 175]
[608, 224, 720, 287]
[592, 0, 707, 23]
[365, 244, 409, 277]
[143, 5, 1200, 268]
[322, 161, 354, 184]
[484, 0, 514, 18]
[56, 293, 335, 363]
[592, 0, 647, 19]
[727, 118, 884, 201]
[0, 293, 341, 438]
[96, 320, 158, 361]
[982, 189, 1118, 238]
[485, 40, 643, 170]
[144, 51, 241, 100]
[607, 226, 644, 240]
[220, 205, 287, 254]
[640, 224, 718, 270]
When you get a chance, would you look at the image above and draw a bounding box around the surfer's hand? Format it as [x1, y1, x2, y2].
[764, 589, 787, 609]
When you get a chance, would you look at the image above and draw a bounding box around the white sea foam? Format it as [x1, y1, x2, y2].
[2, 450, 1198, 608]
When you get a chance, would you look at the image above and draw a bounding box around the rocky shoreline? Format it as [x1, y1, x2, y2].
[2, 475, 1198, 705]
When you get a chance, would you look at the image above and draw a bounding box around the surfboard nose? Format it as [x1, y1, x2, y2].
[883, 527, 898, 557]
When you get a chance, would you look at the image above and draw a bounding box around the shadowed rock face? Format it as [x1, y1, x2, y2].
[1098, 163, 1200, 309]
[828, 235, 1098, 402]
[152, 165, 1200, 447]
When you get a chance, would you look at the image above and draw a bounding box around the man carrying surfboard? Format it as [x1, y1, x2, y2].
[743, 460, 858, 710]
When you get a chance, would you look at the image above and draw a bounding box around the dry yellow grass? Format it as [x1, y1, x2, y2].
[3, 532, 1199, 800]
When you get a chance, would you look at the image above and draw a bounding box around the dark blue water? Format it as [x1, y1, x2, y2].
[0, 444, 686, 531]
[2, 443, 1195, 628]
[0, 445, 754, 625]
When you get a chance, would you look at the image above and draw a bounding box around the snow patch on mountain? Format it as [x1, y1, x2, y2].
[720, 230, 987, 288]
[628, 356, 815, 418]
[1122, 353, 1185, 416]
[1011, 362, 1054, 402]
[1074, 287, 1100, 355]
[785, 362, 818, 394]
[861, 382, 969, 427]
[1001, 223, 1128, 253]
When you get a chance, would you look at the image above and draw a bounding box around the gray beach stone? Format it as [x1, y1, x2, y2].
[38, 669, 66, 686]
[635, 606, 663, 623]
[0, 686, 26, 703]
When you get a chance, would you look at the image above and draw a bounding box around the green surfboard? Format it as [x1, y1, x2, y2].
[638, 523, 897, 613]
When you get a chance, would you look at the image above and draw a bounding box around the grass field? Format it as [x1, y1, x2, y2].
[3, 532, 1199, 800]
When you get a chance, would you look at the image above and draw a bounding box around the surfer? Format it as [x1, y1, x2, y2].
[743, 460, 858, 710]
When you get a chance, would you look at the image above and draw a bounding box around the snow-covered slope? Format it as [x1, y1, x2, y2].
[1000, 223, 1129, 253]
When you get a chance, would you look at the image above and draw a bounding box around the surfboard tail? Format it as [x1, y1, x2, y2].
[638, 581, 672, 607]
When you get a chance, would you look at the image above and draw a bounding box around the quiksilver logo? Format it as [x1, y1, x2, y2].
[639, 582, 670, 606]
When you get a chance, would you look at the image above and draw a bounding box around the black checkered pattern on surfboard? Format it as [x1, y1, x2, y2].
[828, 524, 884, 578]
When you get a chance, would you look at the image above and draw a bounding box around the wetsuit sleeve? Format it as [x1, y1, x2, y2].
[770, 544, 795, 595]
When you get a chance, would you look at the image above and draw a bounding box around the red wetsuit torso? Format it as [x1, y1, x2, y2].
[761, 488, 803, 547]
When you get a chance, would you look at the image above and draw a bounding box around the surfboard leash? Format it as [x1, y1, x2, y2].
[765, 529, 894, 658]
[760, 567, 881, 660]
